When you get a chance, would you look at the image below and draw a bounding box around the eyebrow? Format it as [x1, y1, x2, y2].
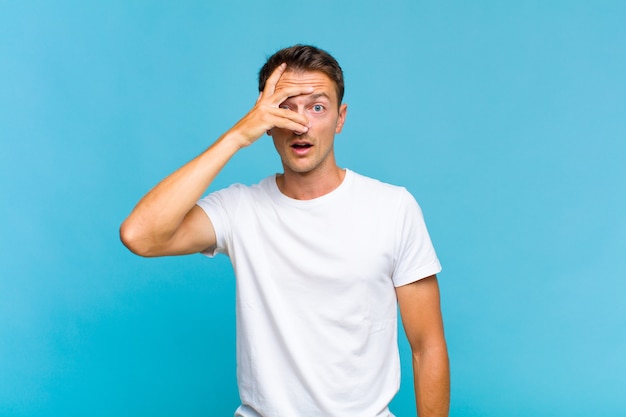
[309, 93, 330, 101]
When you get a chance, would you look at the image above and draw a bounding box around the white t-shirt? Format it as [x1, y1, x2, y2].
[197, 169, 441, 417]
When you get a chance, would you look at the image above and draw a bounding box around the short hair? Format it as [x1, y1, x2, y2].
[258, 45, 345, 104]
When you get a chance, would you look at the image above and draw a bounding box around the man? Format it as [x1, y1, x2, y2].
[120, 45, 449, 417]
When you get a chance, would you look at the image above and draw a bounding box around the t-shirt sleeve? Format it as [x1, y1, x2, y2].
[391, 189, 442, 287]
[195, 184, 243, 257]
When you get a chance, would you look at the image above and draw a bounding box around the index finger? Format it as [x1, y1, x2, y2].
[262, 63, 287, 97]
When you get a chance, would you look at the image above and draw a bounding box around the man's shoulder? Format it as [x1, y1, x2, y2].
[212, 174, 275, 194]
[347, 169, 411, 197]
[199, 175, 275, 208]
[345, 170, 423, 217]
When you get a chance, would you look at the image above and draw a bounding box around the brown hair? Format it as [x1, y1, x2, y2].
[258, 45, 345, 104]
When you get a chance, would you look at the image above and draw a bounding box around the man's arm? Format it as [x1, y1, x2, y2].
[396, 275, 450, 417]
[119, 63, 313, 257]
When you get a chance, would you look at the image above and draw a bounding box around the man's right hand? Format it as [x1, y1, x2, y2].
[227, 63, 314, 148]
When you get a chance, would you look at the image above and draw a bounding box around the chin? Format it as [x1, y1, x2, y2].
[283, 162, 315, 174]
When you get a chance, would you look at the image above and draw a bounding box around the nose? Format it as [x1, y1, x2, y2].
[292, 107, 308, 136]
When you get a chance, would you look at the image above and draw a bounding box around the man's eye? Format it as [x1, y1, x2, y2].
[312, 104, 324, 112]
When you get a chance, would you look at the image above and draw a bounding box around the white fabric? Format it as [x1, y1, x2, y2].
[197, 169, 441, 417]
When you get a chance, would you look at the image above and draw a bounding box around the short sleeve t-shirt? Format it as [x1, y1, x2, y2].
[197, 169, 441, 417]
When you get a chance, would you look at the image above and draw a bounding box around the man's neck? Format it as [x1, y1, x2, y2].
[276, 166, 346, 200]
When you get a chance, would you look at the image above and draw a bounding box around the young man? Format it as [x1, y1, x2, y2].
[120, 45, 449, 417]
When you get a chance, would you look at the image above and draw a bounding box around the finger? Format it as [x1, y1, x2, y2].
[270, 118, 311, 134]
[271, 108, 311, 130]
[270, 85, 315, 106]
[263, 63, 287, 97]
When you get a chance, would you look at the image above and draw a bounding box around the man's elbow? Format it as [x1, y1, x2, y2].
[119, 220, 156, 257]
[412, 338, 449, 362]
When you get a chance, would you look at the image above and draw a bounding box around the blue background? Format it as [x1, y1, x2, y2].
[1, 1, 625, 416]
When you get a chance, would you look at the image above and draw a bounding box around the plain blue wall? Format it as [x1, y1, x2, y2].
[1, 1, 625, 416]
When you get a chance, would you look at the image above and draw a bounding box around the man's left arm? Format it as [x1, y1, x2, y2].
[396, 274, 450, 417]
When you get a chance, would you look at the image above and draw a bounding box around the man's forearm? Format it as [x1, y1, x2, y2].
[413, 344, 450, 417]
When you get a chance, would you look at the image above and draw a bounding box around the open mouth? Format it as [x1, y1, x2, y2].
[291, 143, 313, 149]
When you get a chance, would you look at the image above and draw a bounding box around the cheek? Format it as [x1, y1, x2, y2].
[309, 114, 336, 130]
[271, 136, 285, 151]
[270, 127, 290, 138]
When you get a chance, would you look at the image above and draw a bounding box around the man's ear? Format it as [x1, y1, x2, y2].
[267, 129, 272, 136]
[335, 103, 348, 134]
